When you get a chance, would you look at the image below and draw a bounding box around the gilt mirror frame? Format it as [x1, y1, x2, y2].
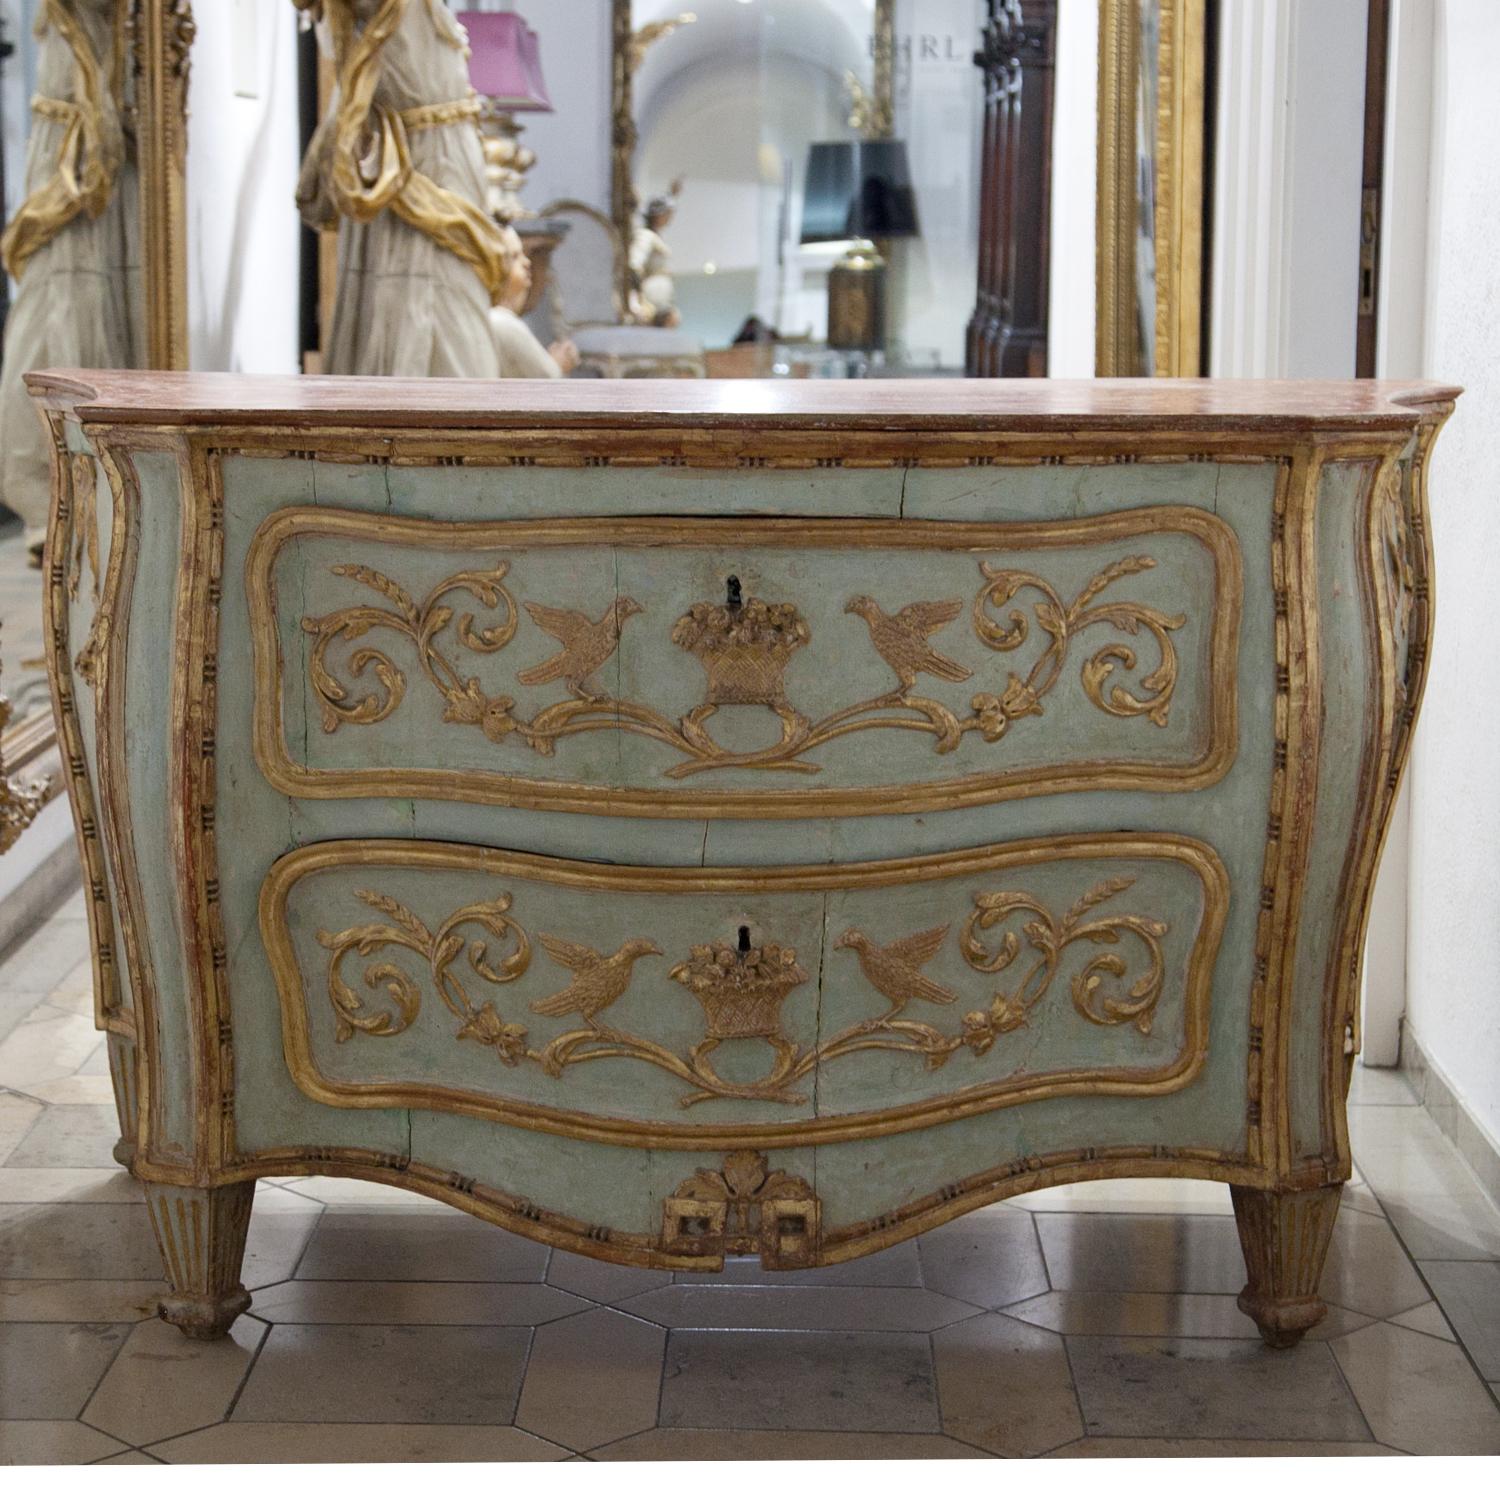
[111, 0, 1200, 379]
[1095, 0, 1205, 377]
[134, 0, 194, 370]
[0, 1, 190, 367]
[2, 1, 192, 811]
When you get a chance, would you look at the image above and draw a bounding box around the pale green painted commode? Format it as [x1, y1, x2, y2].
[32, 371, 1455, 1347]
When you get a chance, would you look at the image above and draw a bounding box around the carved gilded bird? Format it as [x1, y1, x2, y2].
[844, 596, 972, 693]
[529, 934, 663, 1031]
[516, 597, 643, 699]
[835, 925, 956, 1014]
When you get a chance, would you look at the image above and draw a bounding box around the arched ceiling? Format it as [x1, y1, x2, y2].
[631, 0, 875, 127]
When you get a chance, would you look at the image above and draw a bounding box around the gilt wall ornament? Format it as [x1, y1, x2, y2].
[315, 876, 1170, 1109]
[301, 553, 1185, 779]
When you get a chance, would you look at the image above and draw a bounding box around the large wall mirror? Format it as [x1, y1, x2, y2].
[0, 0, 1207, 827]
[606, 0, 1205, 375]
[1095, 0, 1204, 377]
[613, 0, 900, 359]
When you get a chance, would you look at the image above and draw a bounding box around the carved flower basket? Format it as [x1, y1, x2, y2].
[671, 597, 810, 706]
[670, 941, 809, 1039]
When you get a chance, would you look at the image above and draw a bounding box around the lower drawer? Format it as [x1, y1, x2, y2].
[260, 834, 1227, 1151]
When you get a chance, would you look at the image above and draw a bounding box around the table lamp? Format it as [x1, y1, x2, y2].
[800, 139, 920, 351]
[456, 11, 553, 223]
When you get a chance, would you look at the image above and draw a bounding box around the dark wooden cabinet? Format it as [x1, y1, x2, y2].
[966, 0, 1058, 377]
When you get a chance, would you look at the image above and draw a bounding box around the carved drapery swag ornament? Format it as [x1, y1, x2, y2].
[0, 0, 129, 279]
[295, 0, 508, 302]
[315, 875, 1169, 1108]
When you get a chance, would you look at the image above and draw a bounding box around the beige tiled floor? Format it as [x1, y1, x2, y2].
[2, 890, 1499, 1463]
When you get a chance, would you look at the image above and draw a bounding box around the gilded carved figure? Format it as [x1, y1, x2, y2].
[628, 179, 683, 328]
[489, 222, 579, 377]
[295, 0, 508, 375]
[0, 0, 136, 561]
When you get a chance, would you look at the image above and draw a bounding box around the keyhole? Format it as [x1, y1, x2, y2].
[738, 925, 751, 953]
[726, 575, 743, 611]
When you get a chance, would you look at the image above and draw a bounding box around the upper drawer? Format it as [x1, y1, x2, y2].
[249, 506, 1240, 818]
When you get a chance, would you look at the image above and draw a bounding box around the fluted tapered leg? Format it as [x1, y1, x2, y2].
[143, 1180, 255, 1339]
[1230, 1183, 1341, 1349]
[106, 1033, 139, 1171]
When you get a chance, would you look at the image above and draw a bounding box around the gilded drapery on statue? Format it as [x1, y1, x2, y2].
[296, 0, 509, 377]
[0, 0, 139, 547]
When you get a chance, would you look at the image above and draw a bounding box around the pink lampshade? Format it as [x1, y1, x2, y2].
[455, 12, 553, 112]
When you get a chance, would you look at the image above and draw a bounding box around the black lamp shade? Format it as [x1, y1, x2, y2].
[799, 140, 920, 244]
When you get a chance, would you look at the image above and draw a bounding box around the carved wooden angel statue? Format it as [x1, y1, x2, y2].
[0, 0, 137, 563]
[295, 0, 508, 376]
[629, 177, 684, 328]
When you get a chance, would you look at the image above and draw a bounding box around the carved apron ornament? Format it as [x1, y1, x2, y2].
[660, 1151, 820, 1267]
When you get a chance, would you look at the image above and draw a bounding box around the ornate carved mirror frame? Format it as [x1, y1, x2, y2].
[134, 0, 195, 371]
[1095, 0, 1205, 376]
[127, 0, 1200, 379]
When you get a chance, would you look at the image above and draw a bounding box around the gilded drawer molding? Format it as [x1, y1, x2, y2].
[259, 833, 1229, 1149]
[247, 506, 1242, 818]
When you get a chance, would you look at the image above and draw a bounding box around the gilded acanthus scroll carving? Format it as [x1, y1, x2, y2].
[301, 553, 1185, 777]
[316, 877, 1170, 1109]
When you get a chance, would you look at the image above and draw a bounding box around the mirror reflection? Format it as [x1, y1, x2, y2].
[0, 0, 142, 563]
[0, 0, 1207, 932]
[0, 2, 1205, 406]
[627, 1, 884, 349]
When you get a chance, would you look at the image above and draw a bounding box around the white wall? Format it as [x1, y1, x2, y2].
[186, 0, 302, 372]
[892, 0, 984, 368]
[1279, 0, 1365, 378]
[1404, 0, 1500, 1148]
[1361, 0, 1438, 1067]
[1048, 0, 1097, 377]
[1210, 0, 1366, 379]
[469, 0, 613, 216]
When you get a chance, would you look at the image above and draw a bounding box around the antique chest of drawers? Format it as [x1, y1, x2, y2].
[33, 372, 1454, 1346]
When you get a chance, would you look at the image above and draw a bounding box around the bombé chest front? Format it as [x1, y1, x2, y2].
[45, 372, 1442, 1281]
